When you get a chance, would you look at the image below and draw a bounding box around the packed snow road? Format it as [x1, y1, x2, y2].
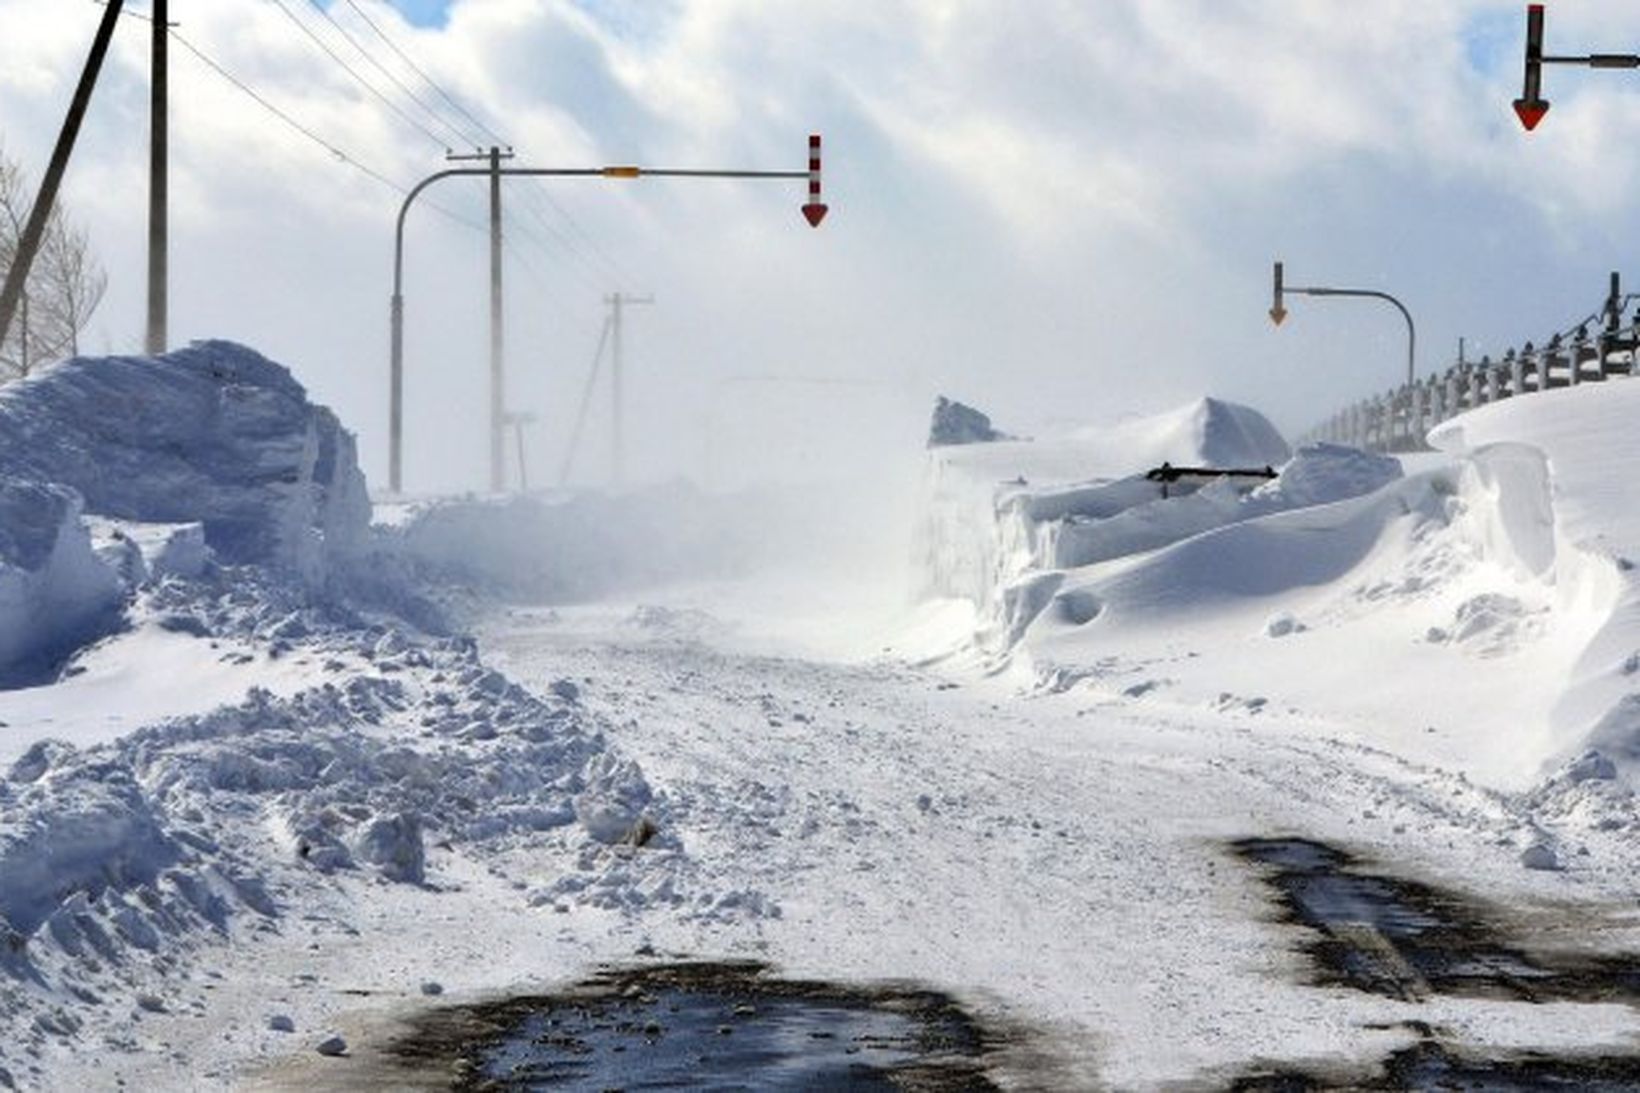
[466, 594, 1640, 1090]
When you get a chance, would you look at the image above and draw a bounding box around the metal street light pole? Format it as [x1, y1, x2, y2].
[1270, 261, 1417, 389]
[387, 140, 826, 494]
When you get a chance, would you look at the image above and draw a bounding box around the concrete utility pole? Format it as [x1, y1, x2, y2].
[146, 0, 168, 355]
[0, 0, 124, 352]
[606, 291, 653, 488]
[446, 146, 515, 492]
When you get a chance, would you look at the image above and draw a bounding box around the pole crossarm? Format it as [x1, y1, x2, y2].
[388, 152, 822, 493]
[1543, 54, 1640, 67]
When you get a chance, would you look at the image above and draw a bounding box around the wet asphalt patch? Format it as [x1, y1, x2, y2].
[1229, 837, 1640, 1090]
[1232, 1035, 1640, 1091]
[382, 960, 1005, 1091]
[1232, 836, 1640, 1005]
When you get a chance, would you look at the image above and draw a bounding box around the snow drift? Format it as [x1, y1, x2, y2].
[915, 382, 1640, 793]
[916, 397, 1297, 612]
[0, 341, 371, 682]
[0, 340, 369, 581]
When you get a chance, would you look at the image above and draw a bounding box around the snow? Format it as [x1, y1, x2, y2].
[0, 340, 368, 582]
[0, 480, 122, 686]
[1, 348, 1639, 1090]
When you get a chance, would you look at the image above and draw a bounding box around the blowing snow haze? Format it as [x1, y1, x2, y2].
[8, 2, 1640, 1090]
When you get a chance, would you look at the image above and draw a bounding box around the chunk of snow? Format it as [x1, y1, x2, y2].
[928, 396, 1012, 447]
[0, 479, 122, 685]
[349, 812, 425, 884]
[574, 752, 654, 844]
[1520, 843, 1561, 871]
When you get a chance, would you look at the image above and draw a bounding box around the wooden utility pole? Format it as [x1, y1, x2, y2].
[146, 0, 168, 355]
[0, 0, 124, 351]
[447, 146, 515, 491]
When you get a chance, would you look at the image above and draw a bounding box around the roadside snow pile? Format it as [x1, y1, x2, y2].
[0, 564, 663, 1079]
[0, 341, 370, 682]
[916, 397, 1305, 611]
[0, 342, 698, 1085]
[0, 340, 368, 579]
[920, 380, 1640, 801]
[1427, 382, 1640, 790]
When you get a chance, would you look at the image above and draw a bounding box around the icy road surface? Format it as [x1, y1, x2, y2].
[468, 595, 1640, 1090]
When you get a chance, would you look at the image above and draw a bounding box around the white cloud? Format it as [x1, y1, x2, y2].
[4, 0, 1640, 491]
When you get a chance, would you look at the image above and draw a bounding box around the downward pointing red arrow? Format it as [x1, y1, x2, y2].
[802, 202, 828, 228]
[1513, 98, 1550, 131]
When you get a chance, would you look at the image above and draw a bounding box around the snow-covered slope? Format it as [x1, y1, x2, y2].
[0, 341, 372, 683]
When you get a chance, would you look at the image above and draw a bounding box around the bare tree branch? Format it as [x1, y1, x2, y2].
[0, 141, 107, 380]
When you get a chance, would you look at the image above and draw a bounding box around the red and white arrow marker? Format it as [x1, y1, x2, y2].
[802, 134, 829, 228]
[1514, 3, 1550, 131]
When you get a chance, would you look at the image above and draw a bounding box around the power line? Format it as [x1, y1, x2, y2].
[264, 0, 452, 152]
[506, 199, 615, 298]
[165, 26, 487, 236]
[110, 2, 621, 320]
[303, 0, 475, 151]
[516, 184, 634, 288]
[322, 3, 632, 290]
[335, 1, 633, 292]
[168, 28, 407, 194]
[500, 228, 605, 336]
[341, 0, 506, 148]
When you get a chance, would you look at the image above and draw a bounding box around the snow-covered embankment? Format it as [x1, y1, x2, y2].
[915, 390, 1640, 802]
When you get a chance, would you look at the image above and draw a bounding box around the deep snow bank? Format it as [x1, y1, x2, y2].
[1429, 383, 1640, 785]
[916, 397, 1296, 611]
[0, 342, 370, 682]
[0, 340, 369, 580]
[919, 380, 1640, 795]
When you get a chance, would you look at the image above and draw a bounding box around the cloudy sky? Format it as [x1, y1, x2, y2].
[3, 0, 1640, 494]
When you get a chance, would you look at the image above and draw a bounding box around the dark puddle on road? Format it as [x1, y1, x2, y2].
[1235, 1036, 1640, 1091]
[387, 960, 1003, 1091]
[1233, 837, 1640, 1005]
[1229, 837, 1640, 1090]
